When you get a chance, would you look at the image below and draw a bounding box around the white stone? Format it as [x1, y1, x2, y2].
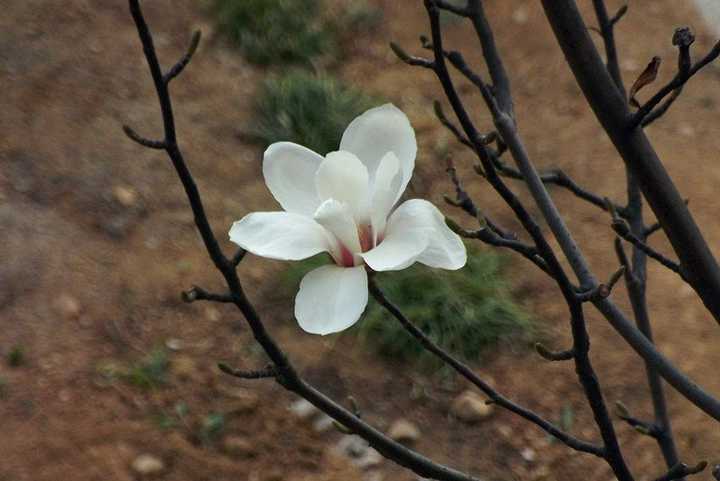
[131, 454, 164, 476]
[451, 390, 494, 423]
[387, 418, 421, 444]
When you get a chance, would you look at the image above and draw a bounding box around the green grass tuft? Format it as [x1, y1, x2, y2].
[211, 0, 335, 66]
[7, 345, 25, 367]
[124, 349, 170, 390]
[252, 71, 379, 155]
[284, 247, 533, 365]
[199, 412, 226, 445]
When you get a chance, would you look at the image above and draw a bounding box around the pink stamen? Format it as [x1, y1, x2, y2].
[358, 225, 374, 252]
[339, 244, 355, 267]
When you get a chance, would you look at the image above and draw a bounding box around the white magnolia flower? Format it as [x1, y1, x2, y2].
[229, 104, 467, 335]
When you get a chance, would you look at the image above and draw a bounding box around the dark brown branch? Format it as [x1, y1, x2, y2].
[231, 248, 247, 267]
[446, 217, 550, 274]
[644, 221, 662, 237]
[591, 0, 625, 95]
[641, 87, 682, 127]
[433, 100, 473, 148]
[423, 4, 632, 477]
[541, 0, 720, 323]
[576, 266, 625, 302]
[181, 286, 233, 304]
[466, 0, 514, 115]
[492, 157, 612, 212]
[218, 363, 277, 379]
[122, 124, 166, 149]
[164, 30, 201, 83]
[631, 28, 707, 128]
[443, 146, 549, 274]
[535, 343, 575, 361]
[620, 176, 684, 474]
[369, 277, 603, 457]
[614, 400, 659, 437]
[611, 219, 684, 279]
[434, 0, 468, 16]
[611, 5, 628, 25]
[390, 42, 435, 69]
[654, 462, 707, 481]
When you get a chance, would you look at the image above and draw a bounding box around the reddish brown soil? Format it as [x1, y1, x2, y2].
[3, 1, 720, 481]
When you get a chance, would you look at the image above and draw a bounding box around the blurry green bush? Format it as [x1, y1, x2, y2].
[252, 71, 378, 155]
[284, 247, 534, 366]
[211, 0, 382, 66]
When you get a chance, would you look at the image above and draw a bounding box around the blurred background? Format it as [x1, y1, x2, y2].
[2, 1, 720, 480]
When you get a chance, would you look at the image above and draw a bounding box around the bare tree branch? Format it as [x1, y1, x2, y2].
[542, 0, 720, 324]
[422, 2, 633, 478]
[369, 277, 603, 456]
[631, 31, 720, 128]
[654, 461, 707, 481]
[181, 286, 234, 303]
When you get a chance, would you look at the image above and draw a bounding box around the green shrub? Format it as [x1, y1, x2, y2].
[212, 0, 335, 66]
[253, 71, 378, 155]
[198, 412, 225, 445]
[284, 247, 533, 365]
[124, 349, 169, 390]
[7, 345, 25, 367]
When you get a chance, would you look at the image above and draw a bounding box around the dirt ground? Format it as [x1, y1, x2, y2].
[3, 1, 720, 480]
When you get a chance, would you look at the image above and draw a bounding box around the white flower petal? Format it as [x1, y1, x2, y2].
[229, 212, 329, 261]
[315, 150, 370, 221]
[295, 265, 368, 335]
[400, 199, 467, 270]
[339, 104, 416, 195]
[263, 142, 323, 217]
[361, 200, 432, 271]
[314, 199, 362, 264]
[370, 151, 403, 240]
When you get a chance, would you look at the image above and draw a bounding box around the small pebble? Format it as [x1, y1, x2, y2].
[451, 390, 494, 423]
[55, 294, 81, 320]
[131, 454, 164, 476]
[521, 447, 536, 463]
[289, 399, 319, 420]
[112, 185, 138, 208]
[312, 414, 335, 433]
[164, 338, 184, 351]
[387, 418, 421, 444]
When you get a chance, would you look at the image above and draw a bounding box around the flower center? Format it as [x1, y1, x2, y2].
[358, 224, 374, 253]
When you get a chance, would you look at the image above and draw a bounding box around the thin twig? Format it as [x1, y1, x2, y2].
[369, 277, 603, 457]
[535, 343, 575, 361]
[231, 248, 247, 267]
[218, 363, 277, 379]
[390, 42, 435, 69]
[631, 34, 720, 129]
[614, 400, 659, 437]
[122, 124, 166, 149]
[164, 30, 201, 83]
[576, 266, 625, 302]
[591, 0, 625, 96]
[654, 462, 707, 481]
[612, 219, 685, 279]
[181, 286, 233, 304]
